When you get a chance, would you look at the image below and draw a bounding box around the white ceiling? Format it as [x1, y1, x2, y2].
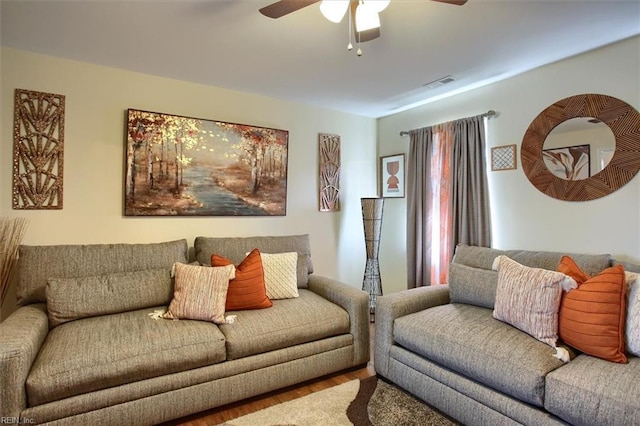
[1, 0, 639, 118]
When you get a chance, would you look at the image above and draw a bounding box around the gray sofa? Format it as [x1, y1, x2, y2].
[375, 245, 640, 426]
[0, 235, 370, 425]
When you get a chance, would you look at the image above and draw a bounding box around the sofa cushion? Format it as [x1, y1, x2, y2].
[393, 303, 565, 407]
[451, 245, 608, 310]
[213, 249, 273, 311]
[17, 239, 188, 306]
[194, 235, 313, 287]
[261, 252, 299, 299]
[46, 268, 173, 328]
[493, 256, 576, 347]
[219, 289, 350, 360]
[545, 355, 640, 426]
[452, 245, 506, 270]
[505, 249, 610, 276]
[557, 257, 627, 363]
[164, 263, 235, 324]
[614, 260, 640, 271]
[452, 245, 610, 276]
[448, 263, 497, 309]
[26, 307, 226, 406]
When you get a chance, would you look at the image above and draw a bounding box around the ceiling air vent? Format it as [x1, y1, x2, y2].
[423, 75, 455, 90]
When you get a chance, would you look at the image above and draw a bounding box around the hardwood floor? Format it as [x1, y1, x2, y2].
[163, 323, 376, 426]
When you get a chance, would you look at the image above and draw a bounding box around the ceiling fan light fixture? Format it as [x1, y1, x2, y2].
[355, 2, 380, 32]
[364, 0, 390, 13]
[320, 0, 350, 23]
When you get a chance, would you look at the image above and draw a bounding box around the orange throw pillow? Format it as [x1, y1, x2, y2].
[212, 248, 272, 311]
[557, 256, 627, 363]
[557, 255, 591, 284]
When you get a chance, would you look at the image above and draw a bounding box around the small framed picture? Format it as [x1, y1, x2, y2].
[491, 144, 517, 171]
[380, 153, 405, 198]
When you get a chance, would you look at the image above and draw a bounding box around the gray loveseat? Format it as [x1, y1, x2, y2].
[375, 245, 640, 426]
[0, 235, 370, 425]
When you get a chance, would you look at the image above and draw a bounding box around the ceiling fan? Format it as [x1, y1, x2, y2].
[259, 0, 468, 49]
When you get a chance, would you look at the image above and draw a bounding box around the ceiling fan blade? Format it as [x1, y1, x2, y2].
[350, 1, 381, 43]
[430, 0, 468, 5]
[259, 0, 321, 18]
[357, 27, 380, 43]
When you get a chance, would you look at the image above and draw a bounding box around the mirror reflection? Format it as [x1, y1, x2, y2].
[542, 117, 616, 180]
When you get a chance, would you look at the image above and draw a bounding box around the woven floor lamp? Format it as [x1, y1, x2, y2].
[361, 197, 384, 322]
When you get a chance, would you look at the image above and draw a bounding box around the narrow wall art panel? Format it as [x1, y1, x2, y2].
[319, 133, 341, 212]
[13, 89, 65, 209]
[125, 109, 289, 216]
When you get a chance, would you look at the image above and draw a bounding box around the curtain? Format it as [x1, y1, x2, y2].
[406, 115, 491, 288]
[451, 118, 492, 249]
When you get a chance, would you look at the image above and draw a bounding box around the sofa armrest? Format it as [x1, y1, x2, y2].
[0, 303, 49, 417]
[374, 285, 450, 377]
[307, 275, 370, 366]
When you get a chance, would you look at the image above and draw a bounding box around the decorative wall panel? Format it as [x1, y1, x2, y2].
[13, 89, 65, 209]
[319, 133, 341, 212]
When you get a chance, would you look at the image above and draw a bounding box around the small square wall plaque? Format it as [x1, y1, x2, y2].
[491, 144, 517, 171]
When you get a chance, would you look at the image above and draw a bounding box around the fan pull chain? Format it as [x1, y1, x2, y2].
[346, 1, 362, 56]
[347, 4, 353, 51]
[356, 2, 362, 56]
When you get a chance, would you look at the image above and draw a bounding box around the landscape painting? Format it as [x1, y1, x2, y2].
[124, 109, 288, 216]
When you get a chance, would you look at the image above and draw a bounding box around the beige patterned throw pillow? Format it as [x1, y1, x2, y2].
[626, 271, 640, 357]
[260, 252, 299, 299]
[164, 263, 235, 324]
[493, 256, 577, 347]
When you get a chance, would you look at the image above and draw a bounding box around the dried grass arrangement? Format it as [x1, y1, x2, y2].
[0, 217, 29, 307]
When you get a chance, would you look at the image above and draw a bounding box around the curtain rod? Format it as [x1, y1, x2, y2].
[399, 110, 497, 136]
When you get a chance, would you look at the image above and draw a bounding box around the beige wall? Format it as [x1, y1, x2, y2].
[4, 36, 639, 317]
[1, 48, 378, 320]
[378, 36, 640, 294]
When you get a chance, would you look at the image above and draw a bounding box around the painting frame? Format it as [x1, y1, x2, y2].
[380, 153, 405, 198]
[124, 109, 289, 217]
[542, 144, 590, 180]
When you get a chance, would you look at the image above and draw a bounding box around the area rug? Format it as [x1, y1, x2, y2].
[220, 376, 459, 426]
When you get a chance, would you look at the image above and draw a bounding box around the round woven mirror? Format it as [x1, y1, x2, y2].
[521, 94, 640, 201]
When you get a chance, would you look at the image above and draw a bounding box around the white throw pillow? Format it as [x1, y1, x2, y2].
[260, 252, 299, 299]
[626, 271, 640, 356]
[492, 255, 576, 347]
